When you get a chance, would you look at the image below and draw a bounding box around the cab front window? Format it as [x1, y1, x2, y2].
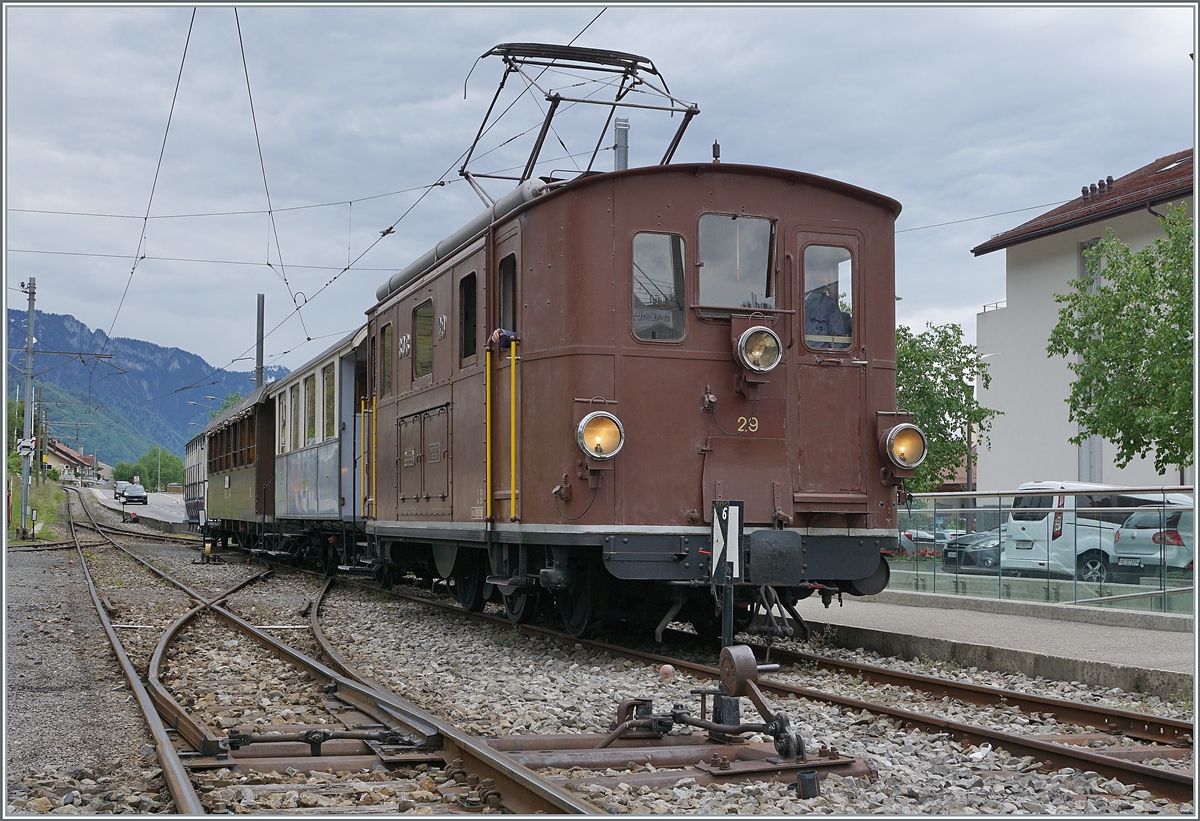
[698, 214, 774, 311]
[632, 232, 685, 341]
[803, 245, 853, 349]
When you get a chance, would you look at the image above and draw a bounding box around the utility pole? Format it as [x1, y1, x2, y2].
[19, 278, 36, 538]
[35, 386, 45, 486]
[255, 293, 264, 390]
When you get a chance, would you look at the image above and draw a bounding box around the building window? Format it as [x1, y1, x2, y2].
[381, 323, 393, 395]
[632, 232, 686, 341]
[323, 364, 336, 439]
[698, 214, 774, 310]
[802, 244, 853, 350]
[460, 272, 477, 360]
[413, 300, 434, 379]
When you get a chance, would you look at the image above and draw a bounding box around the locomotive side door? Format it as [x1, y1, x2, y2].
[793, 232, 868, 506]
[490, 228, 521, 522]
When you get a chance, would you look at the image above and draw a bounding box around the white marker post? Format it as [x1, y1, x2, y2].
[711, 500, 744, 647]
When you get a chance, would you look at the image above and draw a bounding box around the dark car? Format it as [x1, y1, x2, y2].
[942, 528, 1002, 574]
[122, 484, 148, 504]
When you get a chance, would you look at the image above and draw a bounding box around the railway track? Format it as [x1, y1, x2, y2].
[61, 489, 599, 814]
[342, 578, 1193, 804]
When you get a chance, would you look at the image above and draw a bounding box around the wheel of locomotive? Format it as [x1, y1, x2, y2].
[451, 559, 489, 613]
[556, 558, 604, 639]
[503, 589, 540, 624]
[693, 603, 755, 644]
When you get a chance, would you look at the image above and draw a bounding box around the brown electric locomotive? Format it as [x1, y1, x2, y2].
[200, 44, 927, 640]
[364, 166, 925, 638]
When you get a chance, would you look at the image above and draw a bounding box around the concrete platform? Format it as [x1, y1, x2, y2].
[795, 590, 1195, 700]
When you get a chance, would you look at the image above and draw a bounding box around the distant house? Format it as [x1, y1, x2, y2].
[971, 149, 1193, 491]
[43, 439, 90, 481]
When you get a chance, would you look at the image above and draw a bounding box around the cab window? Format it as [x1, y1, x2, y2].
[803, 245, 853, 350]
[413, 300, 434, 379]
[499, 254, 517, 332]
[698, 214, 774, 310]
[381, 323, 394, 395]
[632, 232, 685, 341]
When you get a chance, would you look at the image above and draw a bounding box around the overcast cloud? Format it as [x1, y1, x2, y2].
[4, 4, 1196, 383]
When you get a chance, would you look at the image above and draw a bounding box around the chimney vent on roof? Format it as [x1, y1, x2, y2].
[1090, 183, 1099, 199]
[1081, 185, 1090, 202]
[1106, 175, 1113, 193]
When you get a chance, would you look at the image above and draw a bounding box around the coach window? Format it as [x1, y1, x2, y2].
[802, 245, 853, 350]
[414, 300, 434, 379]
[499, 254, 517, 332]
[381, 323, 394, 395]
[632, 232, 686, 341]
[304, 374, 317, 445]
[278, 395, 287, 453]
[290, 384, 301, 451]
[698, 214, 774, 311]
[460, 272, 477, 361]
[322, 364, 336, 439]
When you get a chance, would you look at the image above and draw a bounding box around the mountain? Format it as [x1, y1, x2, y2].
[6, 309, 288, 465]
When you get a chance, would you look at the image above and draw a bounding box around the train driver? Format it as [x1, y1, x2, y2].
[803, 246, 852, 349]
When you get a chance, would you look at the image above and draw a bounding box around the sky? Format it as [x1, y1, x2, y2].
[4, 4, 1196, 383]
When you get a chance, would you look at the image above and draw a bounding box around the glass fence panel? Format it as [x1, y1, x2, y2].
[894, 487, 1192, 613]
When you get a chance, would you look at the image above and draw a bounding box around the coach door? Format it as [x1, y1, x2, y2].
[793, 233, 867, 507]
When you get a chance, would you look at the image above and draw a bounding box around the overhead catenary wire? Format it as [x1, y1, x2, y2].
[100, 7, 197, 357]
[235, 7, 310, 341]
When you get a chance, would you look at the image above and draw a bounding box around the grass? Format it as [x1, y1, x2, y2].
[6, 476, 65, 541]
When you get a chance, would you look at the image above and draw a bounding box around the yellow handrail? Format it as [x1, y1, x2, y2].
[360, 398, 367, 516]
[370, 396, 377, 519]
[510, 340, 518, 521]
[485, 348, 492, 522]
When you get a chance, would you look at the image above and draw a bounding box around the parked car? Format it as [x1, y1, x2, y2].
[114, 481, 131, 500]
[1113, 507, 1194, 578]
[895, 529, 951, 556]
[122, 484, 148, 504]
[942, 528, 1003, 573]
[1003, 482, 1192, 583]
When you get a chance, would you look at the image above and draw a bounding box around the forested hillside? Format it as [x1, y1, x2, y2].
[7, 309, 287, 464]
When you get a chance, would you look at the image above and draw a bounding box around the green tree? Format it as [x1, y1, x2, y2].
[112, 461, 137, 483]
[131, 445, 184, 491]
[1047, 202, 1193, 474]
[896, 322, 999, 493]
[213, 393, 242, 418]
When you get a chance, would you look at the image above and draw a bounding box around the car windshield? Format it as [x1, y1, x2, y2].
[1012, 494, 1053, 521]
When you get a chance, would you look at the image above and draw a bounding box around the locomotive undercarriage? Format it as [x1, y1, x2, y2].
[371, 531, 895, 642]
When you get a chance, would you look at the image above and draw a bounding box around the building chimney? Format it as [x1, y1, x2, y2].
[1106, 175, 1113, 193]
[1090, 183, 1099, 199]
[1081, 186, 1090, 202]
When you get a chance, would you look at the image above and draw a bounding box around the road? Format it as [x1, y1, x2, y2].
[88, 488, 187, 524]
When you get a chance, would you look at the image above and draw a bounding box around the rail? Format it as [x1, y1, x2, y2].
[64, 488, 206, 814]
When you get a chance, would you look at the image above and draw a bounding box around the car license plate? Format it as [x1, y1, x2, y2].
[943, 550, 957, 561]
[1015, 540, 1033, 550]
[1116, 557, 1142, 567]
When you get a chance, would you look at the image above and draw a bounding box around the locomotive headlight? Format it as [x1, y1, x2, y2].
[881, 423, 927, 469]
[736, 326, 782, 373]
[577, 411, 624, 459]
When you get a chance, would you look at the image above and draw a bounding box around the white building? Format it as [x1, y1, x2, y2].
[972, 148, 1193, 491]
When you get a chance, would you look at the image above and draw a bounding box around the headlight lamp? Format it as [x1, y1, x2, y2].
[577, 411, 624, 459]
[882, 423, 927, 469]
[736, 326, 782, 373]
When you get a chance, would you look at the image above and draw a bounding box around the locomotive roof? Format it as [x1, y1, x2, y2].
[375, 163, 901, 305]
[204, 383, 269, 435]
